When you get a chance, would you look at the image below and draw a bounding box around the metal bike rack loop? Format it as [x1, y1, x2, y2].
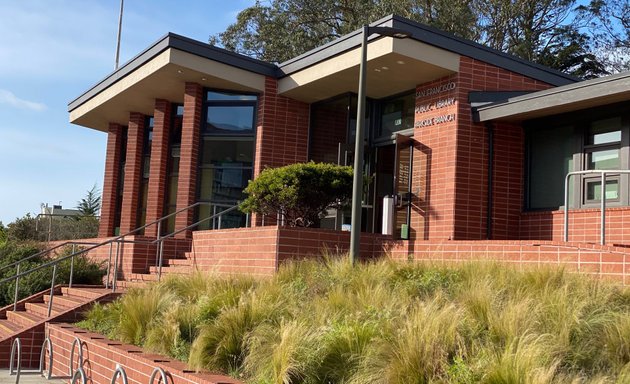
[69, 337, 84, 377]
[38, 337, 53, 379]
[149, 367, 170, 384]
[111, 364, 129, 384]
[71, 366, 87, 384]
[9, 338, 21, 383]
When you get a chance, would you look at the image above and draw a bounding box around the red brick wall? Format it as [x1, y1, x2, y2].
[254, 77, 310, 175]
[47, 323, 240, 384]
[119, 112, 146, 234]
[175, 83, 203, 236]
[99, 123, 124, 237]
[145, 99, 171, 238]
[412, 58, 553, 242]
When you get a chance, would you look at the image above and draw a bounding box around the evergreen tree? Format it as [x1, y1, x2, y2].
[76, 184, 101, 217]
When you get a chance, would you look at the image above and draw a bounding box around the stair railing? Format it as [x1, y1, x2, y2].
[152, 203, 242, 281]
[0, 201, 248, 311]
[9, 337, 21, 384]
[39, 337, 53, 380]
[564, 169, 630, 245]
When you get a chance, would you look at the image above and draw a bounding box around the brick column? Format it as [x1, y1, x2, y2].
[144, 99, 171, 238]
[175, 83, 203, 237]
[119, 112, 146, 234]
[98, 123, 124, 237]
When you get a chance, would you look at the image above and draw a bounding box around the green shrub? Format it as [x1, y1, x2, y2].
[240, 162, 353, 227]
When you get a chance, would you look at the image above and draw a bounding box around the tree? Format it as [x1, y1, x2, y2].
[578, 0, 630, 72]
[240, 162, 353, 227]
[77, 184, 101, 217]
[211, 0, 610, 77]
[0, 222, 6, 245]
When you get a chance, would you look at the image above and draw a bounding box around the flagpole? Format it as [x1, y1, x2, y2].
[114, 0, 124, 69]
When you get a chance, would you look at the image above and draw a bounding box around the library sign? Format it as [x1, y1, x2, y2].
[414, 81, 457, 128]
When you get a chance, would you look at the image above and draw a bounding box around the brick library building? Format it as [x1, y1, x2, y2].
[69, 15, 630, 280]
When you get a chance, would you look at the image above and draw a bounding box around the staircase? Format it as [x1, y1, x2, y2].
[0, 285, 121, 368]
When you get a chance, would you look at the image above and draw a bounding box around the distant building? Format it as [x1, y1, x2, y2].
[40, 203, 81, 218]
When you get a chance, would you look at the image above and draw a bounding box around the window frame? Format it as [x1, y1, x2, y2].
[525, 102, 630, 211]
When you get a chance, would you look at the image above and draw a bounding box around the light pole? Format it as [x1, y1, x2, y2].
[349, 25, 411, 265]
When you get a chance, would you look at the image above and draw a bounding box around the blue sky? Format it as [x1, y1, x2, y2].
[0, 0, 255, 224]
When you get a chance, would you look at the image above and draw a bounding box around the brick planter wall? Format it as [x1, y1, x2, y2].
[46, 323, 240, 384]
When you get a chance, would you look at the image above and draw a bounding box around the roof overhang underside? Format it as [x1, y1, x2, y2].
[69, 48, 267, 132]
[278, 37, 459, 103]
[476, 71, 630, 122]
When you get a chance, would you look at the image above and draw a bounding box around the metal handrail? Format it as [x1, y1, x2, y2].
[564, 169, 630, 245]
[152, 203, 241, 280]
[9, 338, 21, 383]
[0, 200, 246, 310]
[0, 241, 99, 274]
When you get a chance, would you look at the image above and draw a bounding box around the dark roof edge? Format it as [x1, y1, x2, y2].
[278, 14, 578, 87]
[475, 70, 630, 114]
[68, 33, 278, 112]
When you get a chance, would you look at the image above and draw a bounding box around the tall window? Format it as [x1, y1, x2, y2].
[164, 104, 183, 234]
[377, 91, 415, 141]
[114, 127, 128, 235]
[526, 108, 629, 210]
[136, 116, 153, 231]
[197, 90, 257, 229]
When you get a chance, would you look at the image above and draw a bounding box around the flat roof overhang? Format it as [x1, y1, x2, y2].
[476, 71, 630, 122]
[69, 35, 273, 132]
[277, 37, 460, 103]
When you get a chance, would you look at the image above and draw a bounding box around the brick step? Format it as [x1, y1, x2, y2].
[115, 280, 147, 289]
[6, 310, 40, 327]
[0, 318, 21, 338]
[61, 286, 108, 300]
[43, 293, 85, 308]
[24, 301, 66, 317]
[165, 258, 192, 266]
[128, 273, 159, 282]
[149, 265, 192, 274]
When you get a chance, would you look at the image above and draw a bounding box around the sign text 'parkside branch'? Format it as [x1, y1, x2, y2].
[414, 81, 457, 128]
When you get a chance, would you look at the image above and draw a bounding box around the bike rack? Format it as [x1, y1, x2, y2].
[69, 337, 84, 377]
[149, 366, 170, 384]
[111, 364, 129, 384]
[9, 338, 21, 383]
[38, 337, 53, 379]
[71, 366, 87, 384]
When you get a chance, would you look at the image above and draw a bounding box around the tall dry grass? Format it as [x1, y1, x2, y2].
[77, 256, 630, 383]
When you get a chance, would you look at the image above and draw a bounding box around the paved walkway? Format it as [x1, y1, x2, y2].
[0, 370, 67, 383]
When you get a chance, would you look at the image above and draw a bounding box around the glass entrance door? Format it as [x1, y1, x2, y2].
[393, 134, 413, 239]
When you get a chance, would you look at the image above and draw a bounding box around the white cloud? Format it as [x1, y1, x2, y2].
[0, 89, 46, 111]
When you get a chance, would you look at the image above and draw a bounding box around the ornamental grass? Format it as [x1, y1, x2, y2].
[77, 255, 630, 383]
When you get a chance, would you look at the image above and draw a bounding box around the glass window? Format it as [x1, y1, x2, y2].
[201, 138, 253, 166]
[207, 91, 257, 101]
[588, 117, 622, 145]
[198, 167, 253, 202]
[587, 149, 620, 170]
[528, 125, 575, 209]
[585, 179, 619, 202]
[378, 92, 415, 138]
[205, 106, 255, 134]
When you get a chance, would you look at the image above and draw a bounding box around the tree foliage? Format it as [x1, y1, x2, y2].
[6, 213, 99, 242]
[76, 184, 101, 217]
[240, 162, 353, 227]
[211, 0, 622, 77]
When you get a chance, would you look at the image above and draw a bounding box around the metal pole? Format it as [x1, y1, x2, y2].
[106, 242, 113, 289]
[48, 264, 57, 317]
[155, 221, 162, 267]
[157, 241, 165, 281]
[114, 0, 124, 69]
[69, 244, 76, 288]
[349, 25, 369, 265]
[13, 263, 20, 311]
[113, 240, 121, 292]
[601, 172, 606, 245]
[564, 173, 570, 242]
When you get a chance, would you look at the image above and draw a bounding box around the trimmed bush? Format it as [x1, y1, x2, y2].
[240, 162, 353, 227]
